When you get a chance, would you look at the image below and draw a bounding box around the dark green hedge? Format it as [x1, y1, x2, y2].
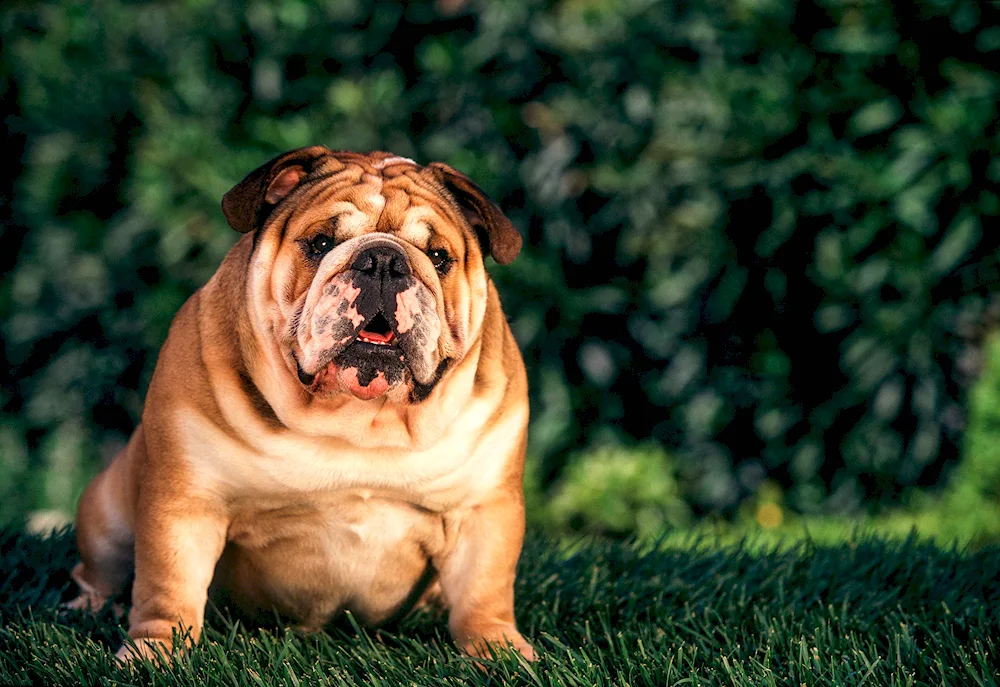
[2, 0, 999, 523]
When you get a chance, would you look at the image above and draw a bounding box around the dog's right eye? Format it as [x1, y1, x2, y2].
[306, 234, 334, 258]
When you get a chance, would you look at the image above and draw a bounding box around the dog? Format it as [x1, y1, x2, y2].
[66, 147, 535, 663]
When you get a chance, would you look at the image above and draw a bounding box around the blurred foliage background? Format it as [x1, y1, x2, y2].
[2, 0, 1000, 540]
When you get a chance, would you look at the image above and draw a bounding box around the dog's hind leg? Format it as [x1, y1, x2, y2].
[65, 426, 143, 612]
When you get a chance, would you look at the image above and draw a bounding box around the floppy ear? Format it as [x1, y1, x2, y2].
[427, 162, 523, 265]
[221, 145, 332, 233]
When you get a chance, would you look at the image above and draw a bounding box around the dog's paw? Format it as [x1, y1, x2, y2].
[61, 592, 105, 613]
[61, 593, 125, 619]
[458, 625, 537, 662]
[115, 637, 174, 665]
[64, 562, 126, 617]
[413, 580, 446, 613]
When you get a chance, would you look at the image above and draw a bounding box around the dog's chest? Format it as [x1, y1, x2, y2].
[213, 492, 449, 629]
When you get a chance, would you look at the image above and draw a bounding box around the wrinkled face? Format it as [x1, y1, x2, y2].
[242, 152, 495, 404]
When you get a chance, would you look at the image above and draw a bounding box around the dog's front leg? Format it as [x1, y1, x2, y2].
[436, 490, 535, 661]
[117, 497, 227, 663]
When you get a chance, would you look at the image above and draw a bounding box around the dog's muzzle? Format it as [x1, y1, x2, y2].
[294, 240, 442, 400]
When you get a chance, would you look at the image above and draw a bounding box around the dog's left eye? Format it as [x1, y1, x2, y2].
[429, 248, 451, 272]
[306, 234, 334, 258]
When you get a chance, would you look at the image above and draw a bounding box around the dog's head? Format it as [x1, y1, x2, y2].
[222, 147, 521, 404]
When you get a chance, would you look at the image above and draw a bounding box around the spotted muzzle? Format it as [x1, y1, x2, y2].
[293, 238, 442, 401]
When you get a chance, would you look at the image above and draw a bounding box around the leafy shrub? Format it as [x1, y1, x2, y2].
[540, 443, 690, 539]
[2, 0, 999, 524]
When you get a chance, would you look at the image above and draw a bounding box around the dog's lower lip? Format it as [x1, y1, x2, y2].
[293, 354, 318, 385]
[296, 363, 316, 385]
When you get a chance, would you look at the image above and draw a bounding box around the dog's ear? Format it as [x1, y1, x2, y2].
[222, 146, 332, 233]
[428, 162, 522, 265]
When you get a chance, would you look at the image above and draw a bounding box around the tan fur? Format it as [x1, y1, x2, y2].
[70, 149, 534, 663]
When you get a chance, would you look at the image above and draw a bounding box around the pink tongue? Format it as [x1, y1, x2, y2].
[337, 366, 390, 400]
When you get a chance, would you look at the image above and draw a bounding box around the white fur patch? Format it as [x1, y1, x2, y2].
[374, 156, 417, 170]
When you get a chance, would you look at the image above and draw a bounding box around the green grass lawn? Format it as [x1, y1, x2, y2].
[1, 526, 998, 686]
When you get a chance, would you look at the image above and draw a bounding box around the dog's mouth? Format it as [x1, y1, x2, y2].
[295, 310, 408, 399]
[356, 312, 396, 346]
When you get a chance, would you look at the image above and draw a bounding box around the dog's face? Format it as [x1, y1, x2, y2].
[222, 147, 521, 404]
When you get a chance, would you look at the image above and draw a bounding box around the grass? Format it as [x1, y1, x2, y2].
[1, 526, 998, 686]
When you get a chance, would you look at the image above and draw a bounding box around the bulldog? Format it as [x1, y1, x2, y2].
[67, 147, 534, 663]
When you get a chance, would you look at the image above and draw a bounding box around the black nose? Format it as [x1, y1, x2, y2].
[352, 244, 411, 281]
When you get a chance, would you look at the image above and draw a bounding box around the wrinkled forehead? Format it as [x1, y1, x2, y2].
[278, 158, 466, 249]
